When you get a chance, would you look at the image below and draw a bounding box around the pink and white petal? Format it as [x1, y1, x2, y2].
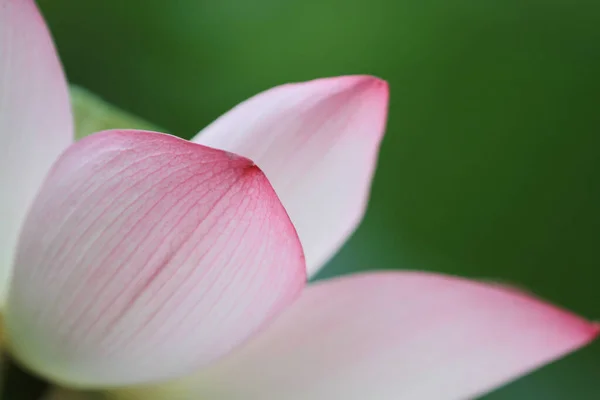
[127, 272, 597, 400]
[0, 0, 73, 303]
[5, 130, 306, 388]
[193, 76, 388, 277]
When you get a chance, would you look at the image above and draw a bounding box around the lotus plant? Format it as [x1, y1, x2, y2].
[1, 1, 597, 399]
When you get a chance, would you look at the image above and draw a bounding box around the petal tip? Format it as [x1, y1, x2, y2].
[330, 74, 389, 99]
[299, 75, 389, 102]
[239, 159, 260, 174]
[354, 74, 389, 90]
[562, 317, 599, 351]
[353, 76, 389, 103]
[341, 75, 390, 130]
[588, 321, 600, 338]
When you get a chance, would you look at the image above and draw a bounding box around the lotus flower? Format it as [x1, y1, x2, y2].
[1, 1, 597, 399]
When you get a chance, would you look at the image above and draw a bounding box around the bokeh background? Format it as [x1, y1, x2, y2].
[37, 0, 598, 398]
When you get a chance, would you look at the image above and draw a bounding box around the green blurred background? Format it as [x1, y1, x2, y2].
[38, 0, 598, 398]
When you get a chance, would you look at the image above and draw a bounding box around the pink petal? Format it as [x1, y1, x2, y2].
[0, 0, 73, 302]
[193, 76, 388, 277]
[138, 272, 597, 400]
[5, 130, 306, 388]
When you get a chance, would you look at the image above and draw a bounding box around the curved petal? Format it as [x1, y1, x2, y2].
[0, 0, 73, 303]
[5, 130, 306, 388]
[127, 272, 597, 400]
[193, 76, 388, 277]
